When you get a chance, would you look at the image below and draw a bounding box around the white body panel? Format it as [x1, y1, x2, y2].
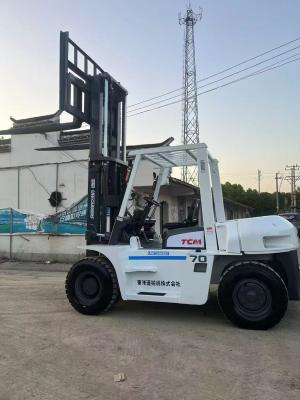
[85, 242, 214, 305]
[216, 220, 240, 253]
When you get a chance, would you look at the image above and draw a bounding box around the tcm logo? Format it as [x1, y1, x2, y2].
[181, 239, 202, 245]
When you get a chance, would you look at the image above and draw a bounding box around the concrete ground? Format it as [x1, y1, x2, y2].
[0, 261, 299, 400]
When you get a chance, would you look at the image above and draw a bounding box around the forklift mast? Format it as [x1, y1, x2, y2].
[0, 31, 128, 245]
[60, 32, 128, 244]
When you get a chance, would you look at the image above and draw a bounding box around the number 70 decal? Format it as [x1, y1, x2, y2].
[189, 255, 207, 263]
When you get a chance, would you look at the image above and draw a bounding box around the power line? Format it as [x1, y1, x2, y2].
[127, 55, 300, 117]
[128, 36, 300, 108]
[128, 47, 300, 114]
[222, 172, 286, 177]
[26, 167, 51, 196]
[247, 52, 300, 74]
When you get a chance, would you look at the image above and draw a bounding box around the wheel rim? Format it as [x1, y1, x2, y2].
[232, 278, 272, 321]
[75, 271, 103, 306]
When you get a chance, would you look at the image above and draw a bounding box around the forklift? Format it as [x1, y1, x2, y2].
[1, 32, 299, 330]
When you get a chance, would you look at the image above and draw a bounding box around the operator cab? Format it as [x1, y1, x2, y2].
[110, 195, 205, 250]
[109, 143, 219, 251]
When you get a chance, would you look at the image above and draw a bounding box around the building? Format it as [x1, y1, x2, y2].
[0, 124, 252, 261]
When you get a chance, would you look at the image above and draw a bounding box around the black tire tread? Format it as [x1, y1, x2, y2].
[65, 256, 120, 314]
[221, 260, 285, 283]
[218, 261, 288, 330]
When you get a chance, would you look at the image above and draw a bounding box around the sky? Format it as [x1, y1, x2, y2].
[0, 0, 299, 192]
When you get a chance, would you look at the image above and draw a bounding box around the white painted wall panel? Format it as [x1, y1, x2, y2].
[0, 234, 85, 262]
[0, 169, 18, 209]
[58, 161, 88, 208]
[19, 164, 57, 215]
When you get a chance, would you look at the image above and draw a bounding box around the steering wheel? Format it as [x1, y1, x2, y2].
[143, 196, 160, 207]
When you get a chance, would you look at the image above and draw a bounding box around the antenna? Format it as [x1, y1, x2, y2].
[179, 4, 202, 185]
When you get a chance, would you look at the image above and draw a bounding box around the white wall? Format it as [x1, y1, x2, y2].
[0, 132, 90, 214]
[6, 132, 88, 168]
[0, 234, 85, 262]
[0, 169, 18, 208]
[0, 133, 159, 261]
[58, 161, 88, 209]
[0, 161, 89, 215]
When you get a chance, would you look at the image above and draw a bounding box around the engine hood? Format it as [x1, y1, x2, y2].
[216, 215, 299, 254]
[237, 215, 299, 254]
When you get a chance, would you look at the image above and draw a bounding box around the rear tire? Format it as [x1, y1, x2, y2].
[218, 262, 288, 330]
[65, 256, 120, 315]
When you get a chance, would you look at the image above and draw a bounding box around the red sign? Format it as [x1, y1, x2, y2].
[181, 239, 202, 245]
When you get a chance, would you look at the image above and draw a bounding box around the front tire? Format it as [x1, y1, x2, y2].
[218, 262, 288, 330]
[65, 256, 120, 315]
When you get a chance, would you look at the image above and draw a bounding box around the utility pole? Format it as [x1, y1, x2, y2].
[179, 3, 202, 185]
[275, 172, 282, 213]
[285, 165, 300, 212]
[257, 169, 262, 193]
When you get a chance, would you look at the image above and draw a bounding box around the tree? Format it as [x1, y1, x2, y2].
[222, 182, 296, 216]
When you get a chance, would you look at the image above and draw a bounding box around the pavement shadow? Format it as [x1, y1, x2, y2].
[111, 289, 230, 329]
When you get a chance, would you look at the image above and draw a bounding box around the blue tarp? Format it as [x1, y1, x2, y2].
[0, 195, 88, 235]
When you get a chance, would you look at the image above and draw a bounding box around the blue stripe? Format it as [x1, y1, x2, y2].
[128, 256, 186, 260]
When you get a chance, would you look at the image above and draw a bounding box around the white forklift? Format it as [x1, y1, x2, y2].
[66, 142, 300, 330]
[1, 31, 298, 329]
